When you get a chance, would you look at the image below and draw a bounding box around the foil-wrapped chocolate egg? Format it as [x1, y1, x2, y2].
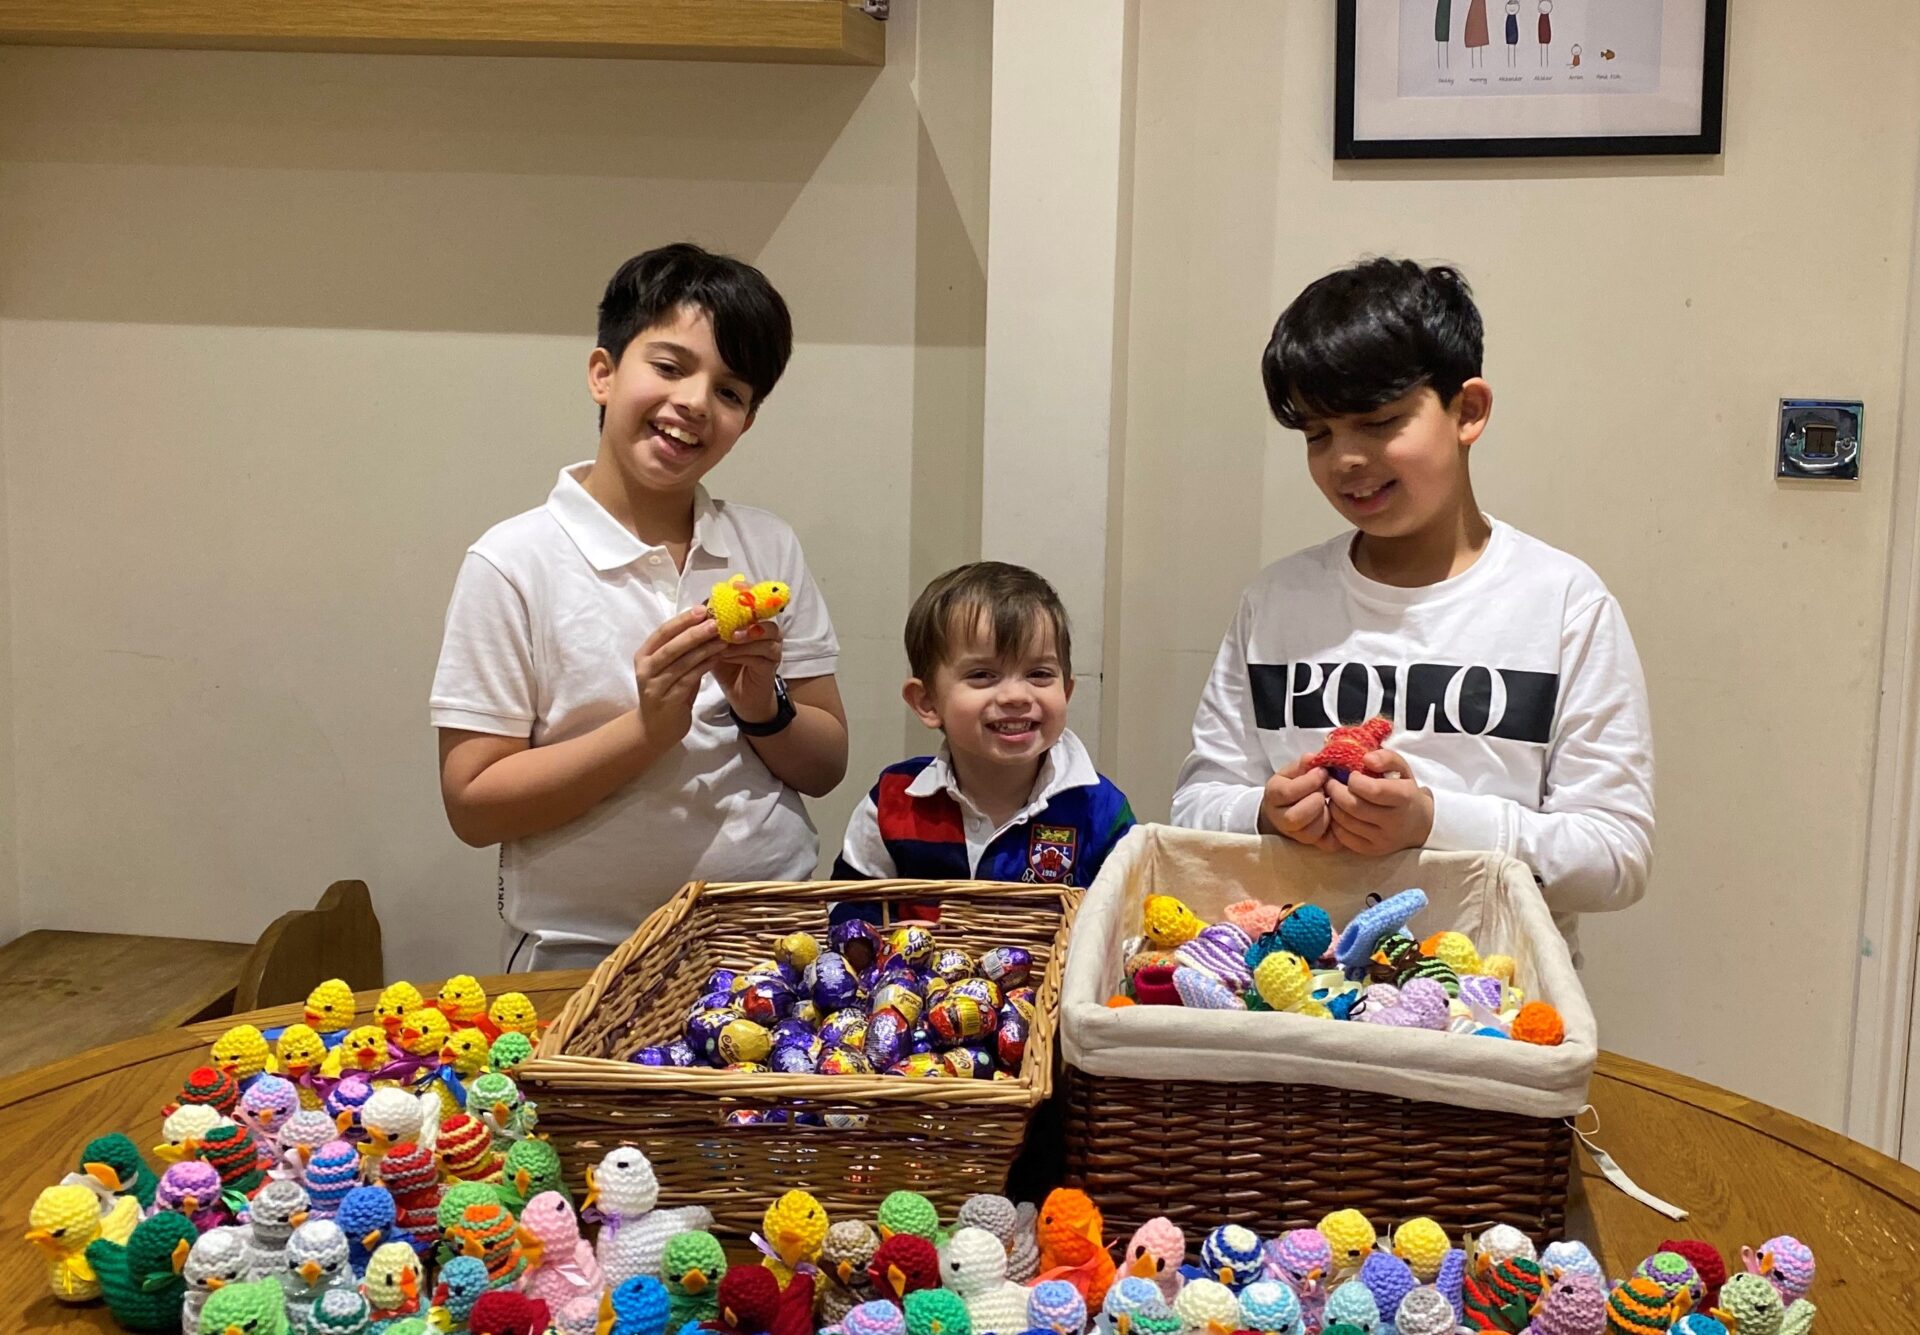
[717, 1019, 773, 1065]
[871, 982, 925, 1026]
[664, 1039, 700, 1067]
[885, 924, 938, 968]
[805, 952, 865, 1012]
[865, 1007, 911, 1071]
[737, 975, 799, 1025]
[775, 931, 821, 973]
[627, 1045, 672, 1066]
[939, 1046, 995, 1079]
[886, 1054, 945, 1078]
[704, 969, 739, 994]
[996, 1008, 1030, 1071]
[948, 978, 1004, 1010]
[788, 999, 822, 1028]
[828, 919, 883, 973]
[817, 1047, 873, 1077]
[721, 1062, 770, 1074]
[724, 1109, 764, 1126]
[770, 1043, 818, 1075]
[770, 1019, 816, 1050]
[979, 946, 1034, 988]
[685, 1007, 741, 1063]
[928, 947, 976, 982]
[927, 995, 999, 1047]
[820, 1009, 869, 1052]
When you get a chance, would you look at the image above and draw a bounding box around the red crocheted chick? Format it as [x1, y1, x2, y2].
[468, 1291, 553, 1335]
[1308, 717, 1394, 782]
[1035, 1187, 1116, 1311]
[1657, 1238, 1727, 1309]
[869, 1234, 941, 1303]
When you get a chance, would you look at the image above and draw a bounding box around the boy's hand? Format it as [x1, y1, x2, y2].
[632, 608, 727, 749]
[1259, 755, 1340, 850]
[712, 618, 783, 722]
[1326, 748, 1435, 856]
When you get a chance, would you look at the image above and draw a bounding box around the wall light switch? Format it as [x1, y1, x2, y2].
[1778, 398, 1862, 480]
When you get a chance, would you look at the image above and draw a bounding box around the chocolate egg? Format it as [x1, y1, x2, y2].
[996, 1009, 1029, 1071]
[939, 1046, 995, 1079]
[725, 1109, 765, 1125]
[788, 999, 822, 1028]
[820, 1009, 869, 1052]
[865, 1007, 911, 1071]
[948, 978, 1004, 1010]
[828, 919, 883, 973]
[979, 946, 1033, 988]
[928, 947, 976, 982]
[923, 976, 953, 1005]
[770, 1019, 816, 1050]
[770, 1043, 818, 1075]
[775, 931, 821, 973]
[1006, 986, 1037, 1008]
[870, 982, 925, 1026]
[721, 1062, 770, 1074]
[737, 975, 799, 1025]
[664, 1039, 700, 1067]
[717, 1019, 773, 1065]
[999, 997, 1036, 1033]
[704, 969, 739, 994]
[690, 989, 735, 1018]
[685, 1007, 740, 1063]
[805, 952, 866, 1011]
[627, 1045, 672, 1066]
[927, 995, 999, 1047]
[817, 1047, 873, 1076]
[886, 924, 938, 968]
[886, 1054, 945, 1078]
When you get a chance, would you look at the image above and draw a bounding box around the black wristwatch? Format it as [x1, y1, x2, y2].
[730, 676, 796, 737]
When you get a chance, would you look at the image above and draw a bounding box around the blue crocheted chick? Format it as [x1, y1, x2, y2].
[335, 1185, 409, 1275]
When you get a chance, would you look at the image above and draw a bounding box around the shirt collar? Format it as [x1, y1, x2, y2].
[545, 462, 732, 573]
[903, 729, 1100, 817]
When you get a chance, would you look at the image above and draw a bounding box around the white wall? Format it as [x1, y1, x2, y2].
[0, 326, 14, 949]
[0, 1, 990, 978]
[1111, 0, 1920, 1130]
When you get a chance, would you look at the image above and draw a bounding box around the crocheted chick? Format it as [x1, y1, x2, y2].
[666, 1228, 730, 1328]
[1128, 1293, 1183, 1335]
[79, 1132, 160, 1209]
[1173, 1277, 1240, 1335]
[490, 991, 541, 1038]
[1308, 717, 1393, 781]
[709, 574, 791, 641]
[1316, 1210, 1376, 1278]
[438, 1181, 502, 1242]
[586, 1145, 715, 1287]
[1658, 1240, 1728, 1309]
[156, 1161, 226, 1233]
[1638, 1252, 1705, 1313]
[1526, 1272, 1608, 1335]
[1122, 1217, 1185, 1301]
[708, 1265, 803, 1335]
[1542, 1240, 1606, 1287]
[468, 1290, 554, 1335]
[1234, 1280, 1302, 1335]
[397, 1006, 454, 1066]
[904, 1287, 972, 1335]
[878, 1190, 943, 1243]
[1714, 1271, 1818, 1335]
[378, 981, 427, 1032]
[302, 1139, 363, 1217]
[336, 1185, 409, 1275]
[843, 1298, 911, 1335]
[1464, 1257, 1548, 1332]
[376, 1141, 444, 1252]
[1741, 1235, 1815, 1306]
[872, 1234, 943, 1302]
[174, 1064, 243, 1117]
[519, 1190, 604, 1311]
[198, 1276, 290, 1335]
[490, 1031, 535, 1074]
[1261, 1230, 1329, 1332]
[1420, 931, 1482, 977]
[239, 1074, 301, 1141]
[1393, 1285, 1456, 1335]
[1035, 1188, 1115, 1310]
[1143, 895, 1206, 950]
[1388, 1218, 1450, 1284]
[213, 1024, 274, 1085]
[245, 1179, 312, 1274]
[1607, 1274, 1687, 1333]
[941, 1225, 1029, 1335]
[88, 1209, 196, 1331]
[442, 1026, 494, 1079]
[448, 1198, 533, 1288]
[599, 1275, 674, 1335]
[468, 1072, 537, 1150]
[1511, 1002, 1567, 1046]
[1319, 1279, 1379, 1331]
[305, 978, 358, 1036]
[500, 1137, 569, 1215]
[1099, 1276, 1166, 1335]
[1473, 1224, 1538, 1272]
[1674, 1318, 1731, 1335]
[283, 1219, 354, 1310]
[363, 1239, 426, 1323]
[1356, 1253, 1417, 1329]
[273, 1025, 330, 1108]
[357, 1085, 432, 1158]
[309, 1287, 374, 1333]
[1251, 952, 1323, 1015]
[436, 1114, 503, 1184]
[763, 1188, 830, 1285]
[435, 975, 491, 1027]
[198, 1122, 273, 1198]
[341, 1024, 392, 1074]
[1198, 1225, 1263, 1291]
[25, 1179, 140, 1301]
[1029, 1279, 1089, 1335]
[429, 1254, 492, 1332]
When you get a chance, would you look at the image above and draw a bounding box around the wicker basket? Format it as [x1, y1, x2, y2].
[1060, 826, 1591, 1245]
[520, 877, 1080, 1237]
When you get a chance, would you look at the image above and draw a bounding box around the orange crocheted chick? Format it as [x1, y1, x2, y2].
[1511, 1001, 1566, 1046]
[1142, 895, 1205, 950]
[709, 574, 790, 640]
[1035, 1188, 1115, 1311]
[1308, 716, 1394, 782]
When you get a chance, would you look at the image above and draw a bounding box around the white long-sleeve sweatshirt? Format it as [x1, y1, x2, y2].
[1171, 518, 1655, 959]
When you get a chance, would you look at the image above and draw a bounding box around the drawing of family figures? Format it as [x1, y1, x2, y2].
[1435, 0, 1552, 69]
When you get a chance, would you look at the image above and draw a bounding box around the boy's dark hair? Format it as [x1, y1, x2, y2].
[596, 243, 793, 408]
[906, 562, 1073, 683]
[1261, 257, 1483, 430]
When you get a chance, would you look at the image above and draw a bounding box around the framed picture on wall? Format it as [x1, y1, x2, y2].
[1335, 0, 1727, 159]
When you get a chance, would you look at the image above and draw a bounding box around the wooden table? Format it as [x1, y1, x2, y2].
[0, 930, 253, 1079]
[6, 975, 1917, 1330]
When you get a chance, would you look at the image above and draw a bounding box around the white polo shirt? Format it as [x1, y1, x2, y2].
[431, 463, 839, 972]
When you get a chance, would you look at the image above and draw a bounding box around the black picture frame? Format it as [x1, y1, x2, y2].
[1335, 0, 1727, 160]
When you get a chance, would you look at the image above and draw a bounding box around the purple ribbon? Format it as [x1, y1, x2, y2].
[370, 1051, 440, 1086]
[748, 1233, 820, 1278]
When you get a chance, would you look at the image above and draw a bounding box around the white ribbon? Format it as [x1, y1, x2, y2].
[1568, 1106, 1688, 1221]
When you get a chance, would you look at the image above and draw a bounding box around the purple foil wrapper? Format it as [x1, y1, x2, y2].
[665, 1039, 699, 1067]
[865, 1007, 910, 1071]
[979, 946, 1033, 988]
[805, 952, 865, 1011]
[770, 1044, 818, 1075]
[947, 978, 1003, 1009]
[629, 1045, 672, 1066]
[928, 947, 975, 982]
[820, 1009, 869, 1052]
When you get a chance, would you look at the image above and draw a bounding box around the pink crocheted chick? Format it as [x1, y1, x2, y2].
[1527, 1273, 1607, 1335]
[1223, 900, 1285, 938]
[1122, 1218, 1185, 1301]
[518, 1190, 605, 1311]
[1742, 1235, 1815, 1306]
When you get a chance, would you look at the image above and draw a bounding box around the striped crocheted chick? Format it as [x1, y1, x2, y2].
[1320, 1279, 1379, 1331]
[1742, 1235, 1816, 1306]
[763, 1189, 830, 1285]
[1198, 1225, 1263, 1291]
[1526, 1272, 1609, 1335]
[1394, 1285, 1458, 1335]
[246, 1179, 313, 1271]
[1122, 1217, 1185, 1301]
[448, 1198, 531, 1288]
[1176, 924, 1255, 991]
[1607, 1274, 1688, 1333]
[176, 1064, 243, 1117]
[1142, 895, 1206, 949]
[1637, 1251, 1704, 1313]
[310, 1287, 375, 1333]
[302, 1140, 362, 1217]
[183, 1228, 260, 1332]
[1098, 1277, 1164, 1335]
[1234, 1280, 1302, 1335]
[1316, 1210, 1376, 1277]
[198, 1277, 290, 1335]
[1542, 1240, 1606, 1287]
[1464, 1256, 1547, 1332]
[845, 1299, 910, 1335]
[1029, 1279, 1089, 1335]
[1172, 1277, 1240, 1335]
[212, 1024, 273, 1084]
[239, 1072, 300, 1139]
[1391, 1218, 1451, 1284]
[1421, 931, 1482, 976]
[436, 1114, 502, 1183]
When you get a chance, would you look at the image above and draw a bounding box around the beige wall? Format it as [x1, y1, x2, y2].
[1112, 1, 1920, 1130]
[0, 328, 13, 949]
[0, 2, 989, 978]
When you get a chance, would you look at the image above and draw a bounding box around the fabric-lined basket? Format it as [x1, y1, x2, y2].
[520, 877, 1080, 1236]
[1060, 825, 1594, 1243]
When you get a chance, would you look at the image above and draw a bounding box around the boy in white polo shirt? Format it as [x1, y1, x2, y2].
[432, 243, 849, 971]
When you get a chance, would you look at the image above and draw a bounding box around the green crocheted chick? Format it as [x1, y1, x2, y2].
[1714, 1271, 1818, 1335]
[488, 1031, 534, 1074]
[198, 1276, 290, 1335]
[877, 1191, 942, 1245]
[498, 1137, 569, 1215]
[664, 1229, 729, 1329]
[904, 1287, 972, 1335]
[465, 1073, 534, 1150]
[87, 1210, 196, 1332]
[81, 1133, 160, 1209]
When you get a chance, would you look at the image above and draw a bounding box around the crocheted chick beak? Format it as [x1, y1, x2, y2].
[1116, 1318, 1132, 1335]
[304, 1008, 324, 1026]
[687, 1267, 712, 1293]
[1078, 1217, 1102, 1245]
[888, 1264, 908, 1297]
[223, 1326, 249, 1335]
[1215, 1267, 1234, 1285]
[22, 1228, 57, 1254]
[724, 1306, 740, 1328]
[172, 1240, 191, 1274]
[290, 1211, 310, 1228]
[581, 1168, 598, 1214]
[81, 1161, 124, 1192]
[401, 1267, 420, 1303]
[300, 1259, 324, 1286]
[596, 1292, 617, 1335]
[515, 1169, 533, 1197]
[1128, 1253, 1157, 1278]
[491, 1101, 513, 1125]
[836, 1259, 855, 1284]
[518, 1225, 545, 1274]
[153, 1142, 185, 1163]
[777, 1229, 805, 1263]
[180, 1195, 202, 1215]
[877, 1223, 896, 1241]
[363, 1230, 384, 1250]
[205, 1276, 227, 1292]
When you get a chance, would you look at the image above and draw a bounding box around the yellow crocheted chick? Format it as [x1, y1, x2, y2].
[1174, 1278, 1242, 1335]
[762, 1189, 830, 1286]
[377, 981, 425, 1031]
[1421, 932, 1482, 977]
[442, 1028, 493, 1077]
[1481, 954, 1517, 986]
[1392, 1217, 1452, 1283]
[709, 573, 791, 640]
[1252, 952, 1315, 1013]
[1143, 894, 1205, 949]
[1317, 1209, 1377, 1275]
[436, 975, 490, 1026]
[304, 978, 358, 1036]
[211, 1024, 272, 1082]
[489, 992, 540, 1038]
[276, 1023, 330, 1110]
[363, 1240, 425, 1315]
[26, 1182, 138, 1302]
[340, 1024, 391, 1074]
[397, 1006, 452, 1059]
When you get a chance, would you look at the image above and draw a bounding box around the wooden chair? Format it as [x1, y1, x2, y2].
[232, 879, 384, 1012]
